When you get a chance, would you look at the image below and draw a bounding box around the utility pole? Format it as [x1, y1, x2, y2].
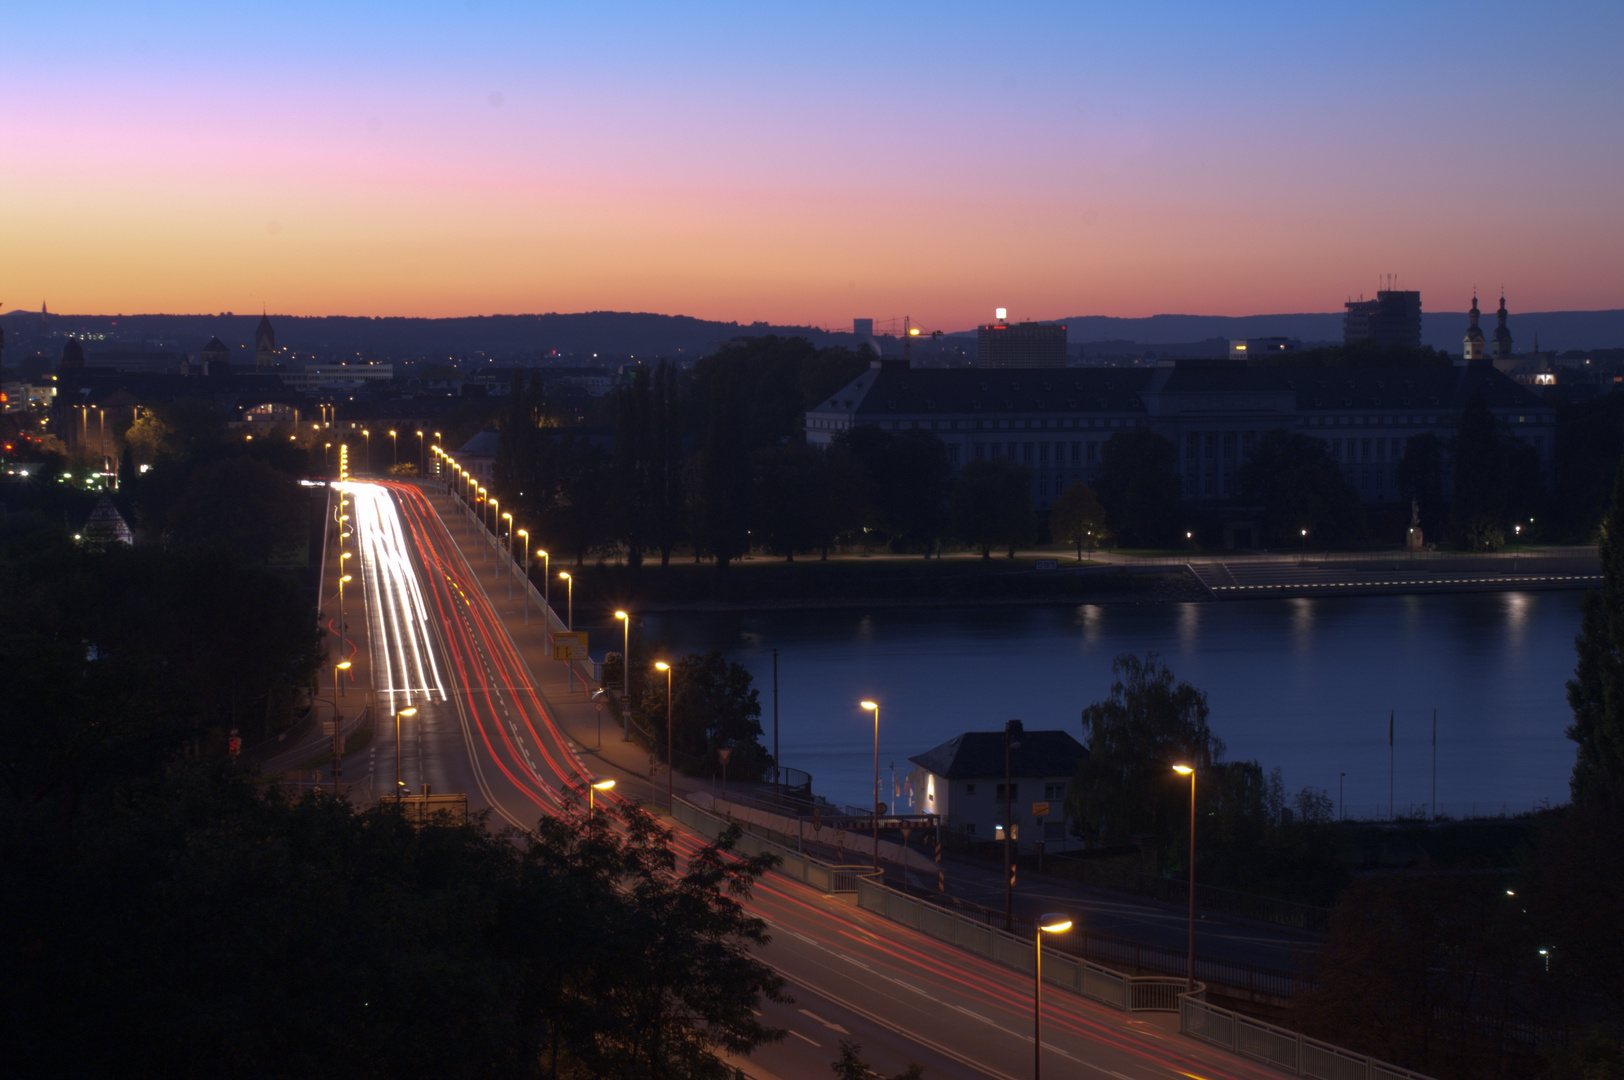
[772, 648, 779, 792]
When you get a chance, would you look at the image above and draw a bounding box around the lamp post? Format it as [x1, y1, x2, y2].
[588, 775, 615, 815]
[489, 498, 500, 576]
[362, 429, 370, 472]
[333, 660, 351, 707]
[518, 531, 531, 624]
[559, 572, 573, 630]
[1034, 914, 1073, 1080]
[656, 661, 673, 807]
[416, 429, 425, 475]
[616, 610, 630, 740]
[332, 660, 352, 794]
[477, 488, 488, 560]
[501, 512, 514, 596]
[338, 572, 352, 691]
[388, 429, 397, 467]
[395, 707, 419, 801]
[1004, 719, 1024, 930]
[538, 550, 550, 618]
[860, 701, 881, 873]
[1173, 763, 1197, 992]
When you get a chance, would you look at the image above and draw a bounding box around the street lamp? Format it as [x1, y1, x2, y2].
[333, 660, 351, 705]
[1034, 914, 1073, 1080]
[338, 573, 353, 687]
[1173, 763, 1197, 992]
[518, 531, 531, 624]
[416, 429, 425, 475]
[331, 660, 353, 796]
[656, 661, 673, 807]
[388, 428, 397, 466]
[1004, 718, 1024, 929]
[362, 429, 370, 472]
[860, 701, 881, 873]
[396, 707, 419, 801]
[501, 512, 514, 597]
[588, 775, 616, 814]
[537, 550, 550, 618]
[616, 610, 630, 739]
[559, 571, 573, 630]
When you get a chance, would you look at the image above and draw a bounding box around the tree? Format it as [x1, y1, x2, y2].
[1049, 480, 1107, 559]
[612, 366, 655, 566]
[1095, 429, 1182, 548]
[636, 650, 770, 778]
[949, 457, 1033, 558]
[1066, 653, 1223, 854]
[1231, 430, 1364, 545]
[165, 455, 309, 563]
[832, 1041, 926, 1080]
[1452, 389, 1508, 550]
[1396, 432, 1446, 540]
[1566, 456, 1624, 806]
[836, 427, 951, 553]
[753, 443, 822, 559]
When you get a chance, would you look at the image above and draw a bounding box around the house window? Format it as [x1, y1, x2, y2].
[1071, 442, 1081, 464]
[974, 443, 986, 460]
[1223, 432, 1236, 460]
[948, 444, 961, 466]
[1044, 783, 1065, 800]
[1023, 443, 1034, 464]
[1039, 442, 1050, 465]
[965, 823, 976, 835]
[1039, 476, 1049, 498]
[965, 783, 976, 795]
[994, 782, 1019, 800]
[1087, 442, 1098, 463]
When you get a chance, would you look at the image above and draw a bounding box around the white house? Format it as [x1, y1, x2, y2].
[909, 726, 1088, 852]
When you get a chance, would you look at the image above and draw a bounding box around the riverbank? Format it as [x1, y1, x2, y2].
[550, 546, 1598, 613]
[554, 556, 1207, 612]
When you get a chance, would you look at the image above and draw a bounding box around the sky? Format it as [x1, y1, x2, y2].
[3, 1, 1621, 329]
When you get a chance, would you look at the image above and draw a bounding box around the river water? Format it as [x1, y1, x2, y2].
[640, 591, 1583, 820]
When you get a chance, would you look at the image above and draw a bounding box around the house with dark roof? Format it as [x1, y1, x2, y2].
[908, 726, 1087, 852]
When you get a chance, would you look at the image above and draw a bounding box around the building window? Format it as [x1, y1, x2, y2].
[1204, 472, 1214, 495]
[1360, 470, 1369, 490]
[1044, 782, 1065, 800]
[965, 823, 976, 835]
[974, 443, 986, 460]
[1087, 441, 1098, 463]
[1361, 438, 1372, 461]
[948, 444, 961, 466]
[1331, 439, 1342, 462]
[994, 782, 1019, 800]
[1023, 443, 1034, 464]
[1185, 433, 1198, 460]
[1039, 442, 1050, 465]
[1223, 432, 1237, 460]
[1205, 432, 1217, 458]
[966, 783, 976, 795]
[1071, 442, 1082, 464]
[1039, 475, 1049, 498]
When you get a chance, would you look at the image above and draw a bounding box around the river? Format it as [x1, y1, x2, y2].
[638, 590, 1584, 820]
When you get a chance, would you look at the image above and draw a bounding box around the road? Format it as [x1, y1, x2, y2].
[346, 479, 1291, 1080]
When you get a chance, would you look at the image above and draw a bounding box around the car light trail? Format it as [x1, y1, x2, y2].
[345, 481, 448, 708]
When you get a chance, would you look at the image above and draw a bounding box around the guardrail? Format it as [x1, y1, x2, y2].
[1181, 996, 1438, 1080]
[673, 797, 868, 894]
[855, 876, 1193, 1014]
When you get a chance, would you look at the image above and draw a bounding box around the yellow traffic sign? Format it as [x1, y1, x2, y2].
[553, 632, 589, 661]
[1031, 801, 1051, 818]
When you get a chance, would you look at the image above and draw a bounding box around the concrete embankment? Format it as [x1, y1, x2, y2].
[1185, 549, 1599, 599]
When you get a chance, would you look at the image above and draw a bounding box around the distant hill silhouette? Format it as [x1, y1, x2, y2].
[4, 307, 1622, 358]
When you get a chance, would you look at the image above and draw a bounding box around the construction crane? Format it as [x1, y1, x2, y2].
[871, 315, 944, 364]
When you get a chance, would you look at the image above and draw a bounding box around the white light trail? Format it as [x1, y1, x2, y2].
[345, 482, 448, 708]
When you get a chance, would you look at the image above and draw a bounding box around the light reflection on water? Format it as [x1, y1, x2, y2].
[641, 591, 1584, 816]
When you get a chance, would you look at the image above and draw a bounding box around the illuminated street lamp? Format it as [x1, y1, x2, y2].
[501, 512, 514, 596]
[388, 428, 397, 466]
[333, 660, 351, 705]
[362, 429, 370, 472]
[537, 549, 550, 617]
[616, 610, 630, 739]
[338, 573, 353, 688]
[588, 774, 615, 814]
[395, 707, 419, 801]
[860, 701, 881, 873]
[1034, 914, 1073, 1080]
[559, 571, 573, 630]
[1173, 763, 1197, 992]
[518, 530, 531, 624]
[656, 661, 673, 807]
[416, 429, 425, 475]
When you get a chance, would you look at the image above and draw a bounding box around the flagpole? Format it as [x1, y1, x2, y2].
[1389, 710, 1395, 821]
[1432, 708, 1437, 820]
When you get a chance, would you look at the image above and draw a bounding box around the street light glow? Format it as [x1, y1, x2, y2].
[655, 661, 670, 671]
[1172, 763, 1194, 775]
[1038, 914, 1072, 934]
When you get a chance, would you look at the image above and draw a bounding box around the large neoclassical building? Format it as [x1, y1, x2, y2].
[804, 297, 1552, 513]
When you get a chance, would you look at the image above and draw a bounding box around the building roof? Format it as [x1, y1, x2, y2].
[910, 729, 1088, 780]
[202, 336, 229, 354]
[459, 429, 500, 457]
[809, 359, 1543, 421]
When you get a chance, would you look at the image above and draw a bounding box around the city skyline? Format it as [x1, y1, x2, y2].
[4, 2, 1622, 327]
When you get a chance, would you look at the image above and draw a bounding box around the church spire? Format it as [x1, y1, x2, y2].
[1463, 289, 1487, 361]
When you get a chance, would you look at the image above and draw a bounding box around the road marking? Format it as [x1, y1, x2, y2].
[1108, 1071, 1135, 1080]
[797, 1008, 850, 1034]
[789, 1030, 820, 1047]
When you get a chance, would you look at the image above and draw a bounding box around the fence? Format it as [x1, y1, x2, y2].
[1181, 996, 1437, 1080]
[918, 890, 1313, 1001]
[673, 797, 869, 894]
[855, 876, 1193, 1013]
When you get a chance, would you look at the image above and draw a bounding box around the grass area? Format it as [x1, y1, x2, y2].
[555, 555, 1188, 608]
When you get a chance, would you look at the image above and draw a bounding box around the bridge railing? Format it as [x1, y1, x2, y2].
[1180, 995, 1439, 1080]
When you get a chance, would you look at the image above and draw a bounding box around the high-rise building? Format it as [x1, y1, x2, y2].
[1343, 290, 1422, 349]
[976, 319, 1066, 369]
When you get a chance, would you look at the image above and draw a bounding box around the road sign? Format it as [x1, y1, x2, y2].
[553, 632, 589, 661]
[1034, 558, 1058, 571]
[1031, 800, 1051, 817]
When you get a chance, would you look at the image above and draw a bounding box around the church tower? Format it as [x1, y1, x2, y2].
[1492, 293, 1514, 361]
[1462, 292, 1487, 361]
[254, 313, 277, 369]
